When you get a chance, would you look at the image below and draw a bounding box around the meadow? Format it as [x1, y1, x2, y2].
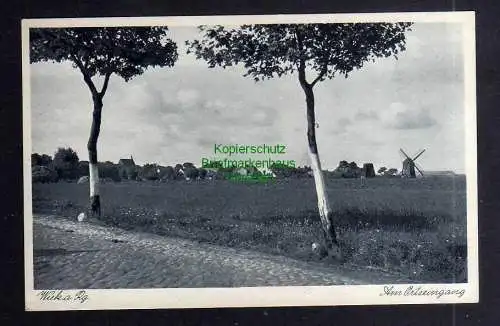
[32, 175, 468, 283]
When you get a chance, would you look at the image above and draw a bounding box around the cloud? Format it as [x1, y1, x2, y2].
[176, 89, 200, 107]
[355, 110, 379, 121]
[381, 102, 437, 130]
[29, 23, 466, 172]
[330, 117, 352, 135]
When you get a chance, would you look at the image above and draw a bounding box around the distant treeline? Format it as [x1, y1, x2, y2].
[327, 161, 399, 179]
[31, 147, 400, 183]
[31, 148, 314, 183]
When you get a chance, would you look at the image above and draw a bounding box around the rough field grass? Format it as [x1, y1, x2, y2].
[32, 176, 468, 283]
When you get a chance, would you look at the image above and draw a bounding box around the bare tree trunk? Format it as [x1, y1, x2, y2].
[75, 67, 111, 218]
[301, 82, 341, 259]
[88, 95, 103, 217]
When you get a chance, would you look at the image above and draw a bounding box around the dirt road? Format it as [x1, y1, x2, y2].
[32, 215, 409, 289]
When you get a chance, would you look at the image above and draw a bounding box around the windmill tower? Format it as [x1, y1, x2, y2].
[399, 148, 425, 178]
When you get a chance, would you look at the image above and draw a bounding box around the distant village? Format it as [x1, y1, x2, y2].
[31, 147, 456, 184]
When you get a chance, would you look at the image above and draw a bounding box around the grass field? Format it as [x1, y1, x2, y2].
[32, 175, 468, 283]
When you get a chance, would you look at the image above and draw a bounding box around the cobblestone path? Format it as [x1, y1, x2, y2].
[32, 215, 409, 289]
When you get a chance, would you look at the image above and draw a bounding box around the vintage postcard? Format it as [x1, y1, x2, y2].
[23, 12, 478, 311]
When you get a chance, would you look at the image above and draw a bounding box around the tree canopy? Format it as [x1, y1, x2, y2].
[53, 147, 79, 180]
[31, 153, 53, 167]
[378, 166, 388, 174]
[30, 27, 178, 95]
[53, 147, 79, 165]
[186, 23, 412, 83]
[386, 168, 398, 176]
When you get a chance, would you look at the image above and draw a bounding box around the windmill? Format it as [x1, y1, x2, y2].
[399, 148, 425, 178]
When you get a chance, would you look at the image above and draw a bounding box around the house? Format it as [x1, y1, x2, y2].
[258, 167, 276, 178]
[118, 156, 137, 180]
[234, 167, 249, 176]
[204, 168, 219, 180]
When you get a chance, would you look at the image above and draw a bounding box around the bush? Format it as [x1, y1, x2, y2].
[120, 166, 138, 180]
[159, 166, 175, 181]
[99, 161, 121, 182]
[32, 153, 53, 167]
[184, 166, 199, 180]
[78, 161, 89, 177]
[140, 164, 161, 180]
[198, 168, 207, 179]
[32, 165, 58, 183]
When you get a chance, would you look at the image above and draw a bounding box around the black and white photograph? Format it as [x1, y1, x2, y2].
[23, 12, 478, 310]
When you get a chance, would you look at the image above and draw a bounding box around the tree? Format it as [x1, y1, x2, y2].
[140, 163, 161, 181]
[296, 165, 312, 178]
[386, 168, 398, 176]
[333, 160, 360, 179]
[378, 166, 387, 175]
[198, 168, 208, 179]
[187, 23, 412, 258]
[31, 153, 41, 167]
[53, 147, 79, 180]
[30, 27, 178, 216]
[31, 153, 53, 167]
[184, 166, 199, 180]
[40, 154, 53, 166]
[174, 164, 184, 173]
[78, 161, 89, 178]
[99, 161, 121, 182]
[270, 162, 294, 178]
[346, 161, 361, 178]
[348, 161, 358, 170]
[160, 166, 175, 180]
[339, 160, 349, 168]
[32, 165, 58, 183]
[128, 168, 139, 181]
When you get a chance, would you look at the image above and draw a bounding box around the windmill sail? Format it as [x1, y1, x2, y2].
[413, 149, 426, 161]
[400, 148, 425, 178]
[414, 162, 424, 176]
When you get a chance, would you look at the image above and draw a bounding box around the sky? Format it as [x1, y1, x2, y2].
[30, 22, 466, 173]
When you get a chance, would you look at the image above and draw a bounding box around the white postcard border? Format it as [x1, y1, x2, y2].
[22, 11, 478, 311]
